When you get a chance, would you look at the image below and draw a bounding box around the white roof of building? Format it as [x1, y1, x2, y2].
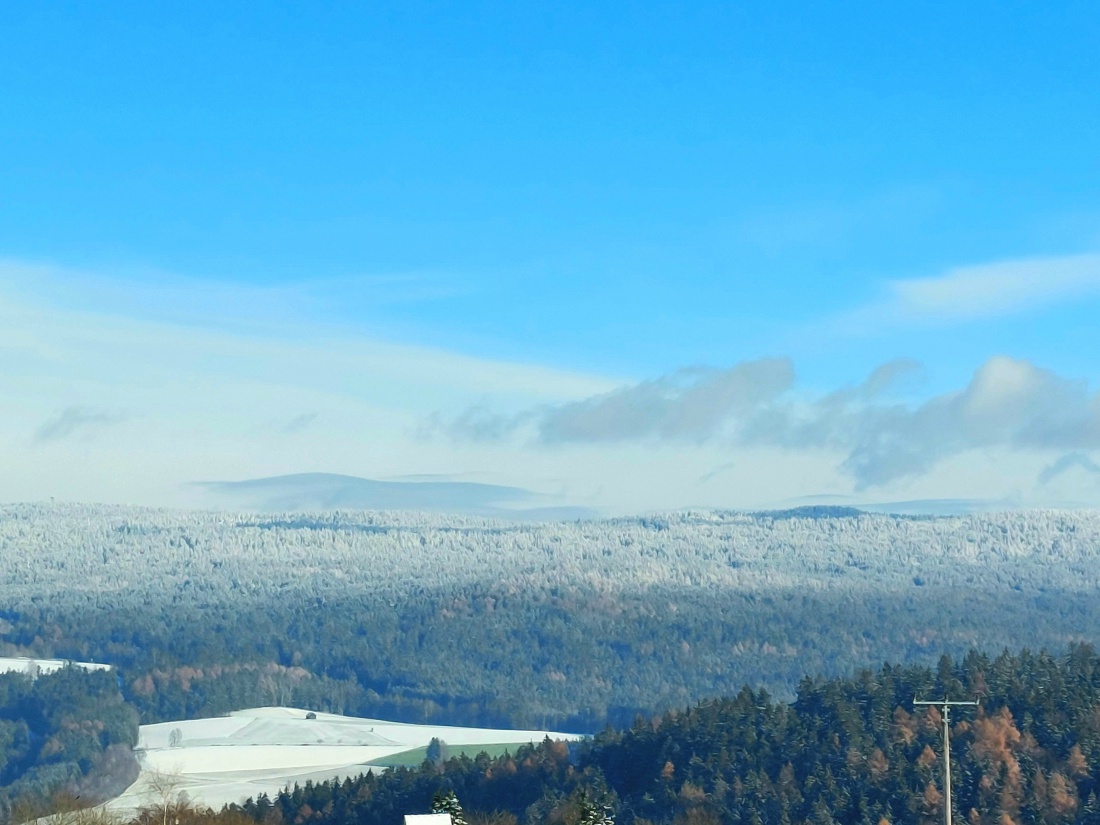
[406, 815, 453, 825]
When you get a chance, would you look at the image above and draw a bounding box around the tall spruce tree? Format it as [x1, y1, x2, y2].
[432, 789, 468, 825]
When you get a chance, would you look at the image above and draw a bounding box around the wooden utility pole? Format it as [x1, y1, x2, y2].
[914, 698, 979, 825]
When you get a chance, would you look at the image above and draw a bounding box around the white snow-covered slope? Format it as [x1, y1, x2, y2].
[0, 656, 111, 676]
[107, 707, 583, 813]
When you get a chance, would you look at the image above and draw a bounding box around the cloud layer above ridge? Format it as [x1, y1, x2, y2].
[5, 254, 1100, 510]
[441, 355, 1100, 489]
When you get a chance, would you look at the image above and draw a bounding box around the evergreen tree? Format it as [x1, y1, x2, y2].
[578, 793, 614, 825]
[432, 789, 469, 825]
[427, 738, 451, 766]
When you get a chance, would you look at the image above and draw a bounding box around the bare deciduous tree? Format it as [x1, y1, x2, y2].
[140, 768, 189, 825]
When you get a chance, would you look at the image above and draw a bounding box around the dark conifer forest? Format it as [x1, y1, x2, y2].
[0, 667, 138, 820]
[226, 648, 1100, 825]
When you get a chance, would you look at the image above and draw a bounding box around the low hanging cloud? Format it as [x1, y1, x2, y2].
[1038, 452, 1100, 486]
[540, 358, 795, 443]
[760, 357, 1100, 487]
[441, 356, 1100, 489]
[443, 358, 795, 444]
[34, 406, 126, 444]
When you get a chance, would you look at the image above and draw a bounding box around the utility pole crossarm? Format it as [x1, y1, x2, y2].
[913, 700, 980, 707]
[914, 698, 980, 825]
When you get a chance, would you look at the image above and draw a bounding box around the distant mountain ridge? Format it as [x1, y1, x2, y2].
[752, 505, 868, 520]
[194, 472, 594, 519]
[193, 473, 1007, 520]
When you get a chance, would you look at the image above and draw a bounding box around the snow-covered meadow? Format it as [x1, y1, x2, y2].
[107, 707, 583, 812]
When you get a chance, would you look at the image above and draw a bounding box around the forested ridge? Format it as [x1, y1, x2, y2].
[224, 648, 1100, 825]
[3, 505, 1100, 728]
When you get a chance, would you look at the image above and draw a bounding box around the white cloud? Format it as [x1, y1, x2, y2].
[442, 355, 1100, 491]
[815, 253, 1100, 340]
[4, 259, 1100, 512]
[0, 264, 616, 407]
[1038, 452, 1100, 486]
[0, 265, 618, 505]
[888, 253, 1100, 322]
[444, 359, 796, 444]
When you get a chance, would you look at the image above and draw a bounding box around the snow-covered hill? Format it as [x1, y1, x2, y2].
[107, 707, 583, 813]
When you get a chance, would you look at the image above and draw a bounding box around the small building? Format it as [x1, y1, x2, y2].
[405, 815, 453, 825]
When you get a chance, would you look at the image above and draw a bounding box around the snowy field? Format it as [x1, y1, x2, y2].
[0, 656, 111, 676]
[107, 706, 583, 813]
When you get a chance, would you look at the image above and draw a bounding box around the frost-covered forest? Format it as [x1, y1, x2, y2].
[2, 504, 1099, 729]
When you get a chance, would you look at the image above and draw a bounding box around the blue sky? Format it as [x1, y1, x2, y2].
[2, 2, 1099, 511]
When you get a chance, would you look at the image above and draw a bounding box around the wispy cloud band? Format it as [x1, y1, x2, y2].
[890, 253, 1100, 322]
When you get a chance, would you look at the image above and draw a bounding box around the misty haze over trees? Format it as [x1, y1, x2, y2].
[2, 505, 1099, 730]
